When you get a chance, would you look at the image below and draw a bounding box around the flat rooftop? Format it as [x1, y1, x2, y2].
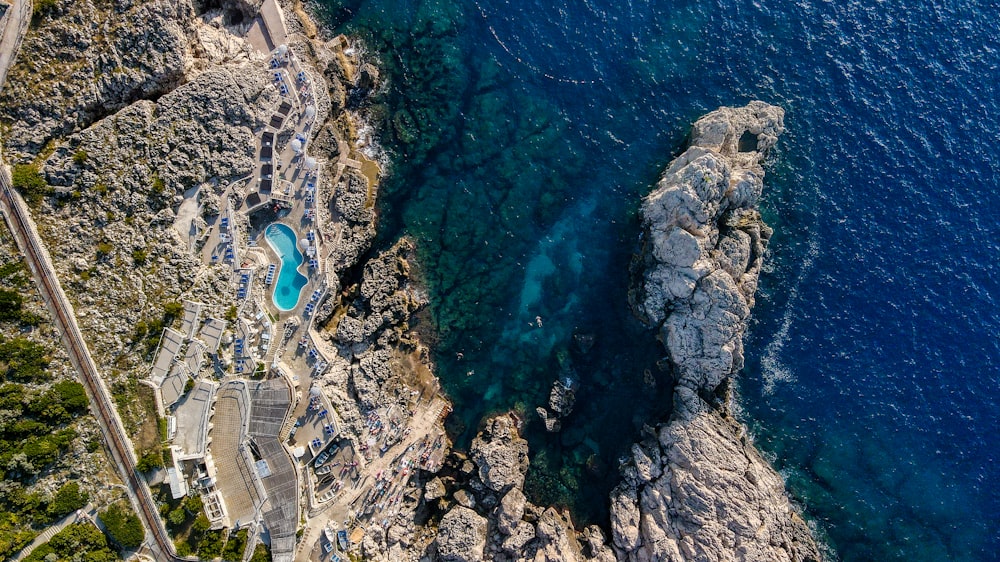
[181, 300, 201, 339]
[172, 381, 214, 459]
[150, 328, 185, 385]
[199, 318, 227, 354]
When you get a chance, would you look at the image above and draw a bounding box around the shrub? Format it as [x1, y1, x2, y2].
[163, 301, 183, 320]
[99, 502, 144, 549]
[136, 450, 163, 473]
[0, 336, 51, 382]
[96, 242, 113, 257]
[132, 249, 148, 265]
[47, 482, 87, 519]
[31, 0, 58, 19]
[11, 164, 51, 204]
[23, 522, 115, 562]
[0, 289, 24, 321]
[72, 150, 88, 165]
[151, 174, 166, 195]
[250, 543, 271, 562]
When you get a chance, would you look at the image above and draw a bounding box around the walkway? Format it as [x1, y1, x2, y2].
[0, 0, 29, 92]
[11, 504, 95, 562]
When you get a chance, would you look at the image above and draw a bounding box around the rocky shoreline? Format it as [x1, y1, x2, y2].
[396, 103, 821, 562]
[1, 0, 820, 559]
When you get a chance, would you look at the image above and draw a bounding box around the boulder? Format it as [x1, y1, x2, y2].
[470, 415, 529, 492]
[436, 506, 488, 562]
[497, 488, 526, 535]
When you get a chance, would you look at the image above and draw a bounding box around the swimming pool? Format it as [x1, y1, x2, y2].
[264, 223, 308, 311]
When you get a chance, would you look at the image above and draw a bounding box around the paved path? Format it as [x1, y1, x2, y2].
[11, 504, 95, 562]
[0, 0, 29, 93]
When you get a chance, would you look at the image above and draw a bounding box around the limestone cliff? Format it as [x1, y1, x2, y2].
[611, 102, 821, 562]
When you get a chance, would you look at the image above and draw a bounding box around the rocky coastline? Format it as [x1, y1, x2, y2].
[1, 0, 820, 559]
[398, 102, 821, 562]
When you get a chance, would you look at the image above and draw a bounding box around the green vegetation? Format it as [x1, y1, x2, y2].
[23, 521, 117, 562]
[224, 305, 238, 321]
[0, 290, 24, 322]
[0, 336, 51, 381]
[72, 149, 89, 165]
[96, 242, 113, 258]
[47, 482, 88, 519]
[198, 529, 225, 559]
[131, 248, 147, 265]
[135, 450, 163, 473]
[151, 174, 166, 195]
[222, 528, 248, 562]
[183, 378, 195, 394]
[0, 380, 86, 481]
[250, 542, 272, 562]
[99, 502, 144, 550]
[163, 301, 183, 320]
[11, 164, 52, 205]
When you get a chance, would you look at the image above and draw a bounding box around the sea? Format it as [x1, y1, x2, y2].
[317, 0, 1000, 559]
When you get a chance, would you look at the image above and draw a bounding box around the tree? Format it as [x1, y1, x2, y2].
[99, 502, 144, 549]
[167, 508, 186, 528]
[197, 529, 225, 559]
[11, 164, 51, 204]
[222, 529, 247, 562]
[136, 451, 163, 473]
[47, 482, 87, 519]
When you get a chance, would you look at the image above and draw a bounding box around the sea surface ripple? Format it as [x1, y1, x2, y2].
[322, 0, 1000, 559]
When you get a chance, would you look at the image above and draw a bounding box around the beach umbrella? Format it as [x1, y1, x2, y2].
[304, 156, 318, 170]
[305, 105, 316, 120]
[290, 139, 303, 154]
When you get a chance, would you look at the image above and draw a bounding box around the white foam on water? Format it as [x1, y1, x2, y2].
[760, 231, 821, 395]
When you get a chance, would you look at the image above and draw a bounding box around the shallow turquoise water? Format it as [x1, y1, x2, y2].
[266, 223, 308, 311]
[320, 0, 1000, 558]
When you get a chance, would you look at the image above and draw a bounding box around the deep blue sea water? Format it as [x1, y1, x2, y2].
[320, 0, 1000, 559]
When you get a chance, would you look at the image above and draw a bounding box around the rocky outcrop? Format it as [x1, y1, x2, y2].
[0, 0, 199, 157]
[469, 415, 529, 493]
[611, 102, 821, 562]
[436, 506, 488, 562]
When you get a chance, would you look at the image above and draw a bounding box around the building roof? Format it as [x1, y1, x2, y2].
[246, 192, 263, 208]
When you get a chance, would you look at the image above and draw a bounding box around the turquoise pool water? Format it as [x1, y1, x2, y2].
[265, 223, 308, 311]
